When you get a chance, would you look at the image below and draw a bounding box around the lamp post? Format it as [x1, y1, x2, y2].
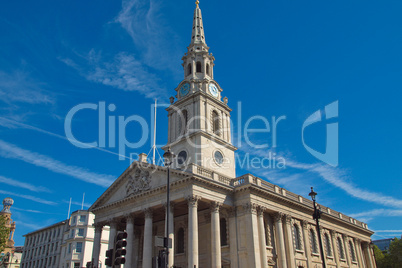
[309, 187, 326, 268]
[163, 148, 175, 268]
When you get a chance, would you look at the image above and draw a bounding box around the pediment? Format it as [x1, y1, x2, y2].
[90, 162, 190, 211]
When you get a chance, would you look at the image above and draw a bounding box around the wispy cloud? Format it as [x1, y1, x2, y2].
[349, 209, 402, 218]
[15, 221, 46, 230]
[12, 207, 63, 215]
[0, 190, 56, 206]
[115, 0, 182, 72]
[0, 139, 114, 187]
[63, 199, 91, 209]
[239, 145, 402, 209]
[0, 70, 54, 105]
[0, 175, 51, 193]
[61, 51, 166, 99]
[374, 230, 402, 233]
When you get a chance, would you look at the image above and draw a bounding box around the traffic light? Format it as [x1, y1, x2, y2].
[114, 231, 127, 265]
[105, 248, 114, 266]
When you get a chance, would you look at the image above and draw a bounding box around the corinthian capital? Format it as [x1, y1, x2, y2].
[186, 195, 201, 207]
[143, 208, 153, 219]
[274, 212, 284, 223]
[243, 202, 258, 214]
[210, 201, 222, 213]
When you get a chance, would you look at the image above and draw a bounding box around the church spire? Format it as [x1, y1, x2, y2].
[189, 1, 208, 51]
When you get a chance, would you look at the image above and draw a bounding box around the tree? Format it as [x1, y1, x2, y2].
[388, 238, 402, 267]
[0, 215, 10, 253]
[374, 238, 402, 268]
[374, 244, 385, 264]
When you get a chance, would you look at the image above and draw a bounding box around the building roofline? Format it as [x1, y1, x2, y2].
[23, 219, 67, 237]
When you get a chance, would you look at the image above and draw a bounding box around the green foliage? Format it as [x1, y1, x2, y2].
[0, 215, 9, 253]
[374, 238, 402, 268]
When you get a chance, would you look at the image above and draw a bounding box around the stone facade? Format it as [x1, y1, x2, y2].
[89, 2, 377, 268]
[20, 210, 109, 268]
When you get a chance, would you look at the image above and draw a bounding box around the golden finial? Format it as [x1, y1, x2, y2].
[196, 0, 199, 7]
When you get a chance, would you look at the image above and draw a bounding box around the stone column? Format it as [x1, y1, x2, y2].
[143, 208, 153, 268]
[355, 239, 364, 267]
[274, 213, 287, 268]
[330, 231, 340, 266]
[301, 221, 312, 268]
[343, 235, 351, 266]
[125, 215, 135, 268]
[164, 202, 175, 268]
[107, 220, 117, 268]
[363, 242, 374, 268]
[284, 215, 295, 268]
[257, 208, 268, 268]
[228, 208, 238, 268]
[187, 195, 200, 268]
[91, 223, 103, 267]
[243, 203, 261, 267]
[211, 201, 222, 268]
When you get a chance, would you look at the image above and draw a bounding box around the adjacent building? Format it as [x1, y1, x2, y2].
[372, 238, 396, 252]
[88, 2, 377, 268]
[59, 210, 109, 268]
[20, 210, 109, 268]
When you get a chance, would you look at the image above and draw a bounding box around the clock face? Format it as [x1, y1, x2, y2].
[179, 83, 190, 97]
[209, 83, 219, 97]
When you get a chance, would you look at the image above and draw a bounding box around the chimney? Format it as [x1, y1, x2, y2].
[138, 153, 148, 163]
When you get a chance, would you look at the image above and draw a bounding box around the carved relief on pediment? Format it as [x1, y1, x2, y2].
[126, 167, 152, 197]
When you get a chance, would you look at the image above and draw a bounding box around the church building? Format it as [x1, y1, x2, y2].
[89, 2, 376, 268]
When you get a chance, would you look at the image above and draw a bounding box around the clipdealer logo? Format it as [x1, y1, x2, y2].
[302, 101, 339, 167]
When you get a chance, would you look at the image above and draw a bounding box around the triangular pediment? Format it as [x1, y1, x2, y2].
[89, 162, 191, 211]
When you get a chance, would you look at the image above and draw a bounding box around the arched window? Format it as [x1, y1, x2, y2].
[196, 61, 202, 73]
[212, 110, 220, 135]
[338, 237, 345, 259]
[293, 224, 302, 250]
[206, 63, 210, 75]
[310, 229, 318, 253]
[220, 218, 228, 246]
[178, 110, 188, 134]
[187, 63, 192, 76]
[325, 233, 332, 256]
[349, 240, 357, 262]
[177, 228, 185, 254]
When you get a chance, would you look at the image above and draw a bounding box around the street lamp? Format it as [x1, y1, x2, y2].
[163, 148, 175, 268]
[309, 187, 326, 268]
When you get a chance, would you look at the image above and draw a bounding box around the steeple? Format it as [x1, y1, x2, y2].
[181, 1, 215, 81]
[164, 1, 237, 178]
[189, 0, 207, 51]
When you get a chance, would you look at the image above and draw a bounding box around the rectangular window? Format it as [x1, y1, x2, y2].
[68, 243, 71, 254]
[79, 215, 86, 223]
[76, 242, 83, 253]
[74, 263, 80, 268]
[72, 216, 76, 224]
[78, 228, 84, 236]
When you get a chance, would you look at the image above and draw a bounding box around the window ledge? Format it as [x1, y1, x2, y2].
[295, 249, 304, 254]
[312, 253, 320, 257]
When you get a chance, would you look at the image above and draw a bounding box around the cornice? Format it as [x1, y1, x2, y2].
[237, 183, 374, 235]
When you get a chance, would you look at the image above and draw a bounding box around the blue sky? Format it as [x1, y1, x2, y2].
[1, 0, 402, 246]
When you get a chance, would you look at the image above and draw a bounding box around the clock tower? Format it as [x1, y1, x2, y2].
[165, 1, 237, 178]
